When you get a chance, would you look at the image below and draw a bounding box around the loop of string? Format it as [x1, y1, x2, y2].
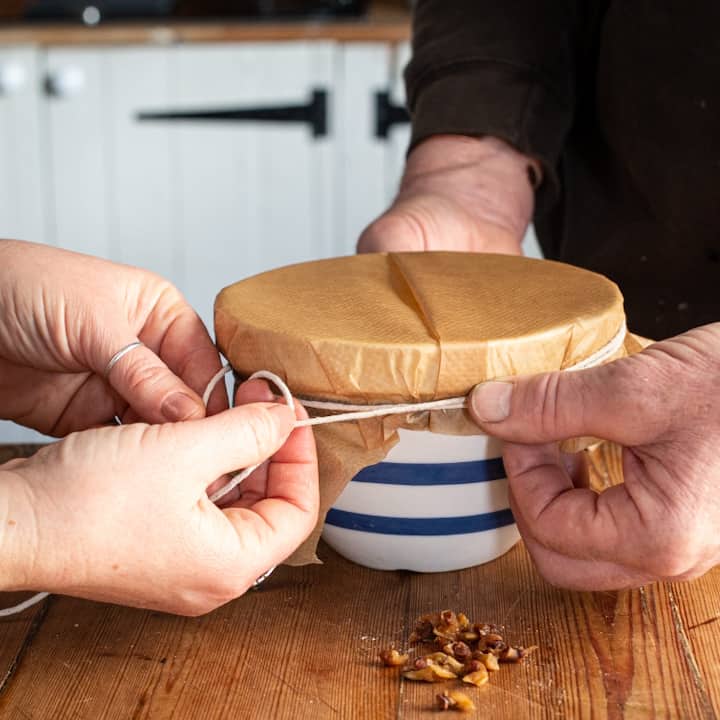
[0, 323, 625, 618]
[205, 322, 626, 504]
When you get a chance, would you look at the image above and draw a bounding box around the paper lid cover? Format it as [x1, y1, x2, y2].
[215, 252, 625, 402]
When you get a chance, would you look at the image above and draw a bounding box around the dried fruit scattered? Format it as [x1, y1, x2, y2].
[378, 609, 537, 712]
[378, 648, 408, 667]
[436, 690, 476, 713]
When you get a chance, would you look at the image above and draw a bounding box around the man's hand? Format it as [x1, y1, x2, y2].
[357, 135, 537, 255]
[0, 240, 225, 435]
[468, 324, 720, 590]
[0, 386, 318, 615]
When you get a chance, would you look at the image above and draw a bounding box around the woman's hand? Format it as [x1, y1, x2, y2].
[468, 323, 720, 590]
[0, 390, 318, 615]
[0, 240, 225, 436]
[357, 135, 537, 255]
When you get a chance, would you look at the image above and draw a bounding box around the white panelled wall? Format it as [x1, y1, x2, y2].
[0, 46, 47, 244]
[44, 43, 338, 322]
[0, 40, 541, 444]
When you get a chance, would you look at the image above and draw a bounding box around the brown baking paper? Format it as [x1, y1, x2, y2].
[215, 252, 631, 565]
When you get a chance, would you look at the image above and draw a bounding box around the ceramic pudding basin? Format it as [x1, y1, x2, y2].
[322, 428, 519, 572]
[214, 251, 627, 569]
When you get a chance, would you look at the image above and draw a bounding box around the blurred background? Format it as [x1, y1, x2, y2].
[0, 0, 540, 442]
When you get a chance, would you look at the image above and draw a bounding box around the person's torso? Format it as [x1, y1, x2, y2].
[538, 1, 720, 338]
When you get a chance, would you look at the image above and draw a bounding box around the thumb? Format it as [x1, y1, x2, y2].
[468, 355, 668, 445]
[105, 340, 205, 423]
[172, 402, 296, 481]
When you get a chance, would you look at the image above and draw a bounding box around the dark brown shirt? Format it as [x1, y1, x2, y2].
[406, 1, 720, 339]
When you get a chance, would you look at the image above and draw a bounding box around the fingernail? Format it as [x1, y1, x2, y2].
[267, 403, 294, 420]
[162, 392, 203, 421]
[470, 381, 514, 423]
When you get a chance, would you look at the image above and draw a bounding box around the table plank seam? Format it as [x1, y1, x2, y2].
[668, 585, 718, 720]
[395, 573, 413, 720]
[0, 595, 52, 699]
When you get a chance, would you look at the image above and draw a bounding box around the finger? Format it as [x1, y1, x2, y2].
[206, 379, 305, 507]
[562, 451, 591, 489]
[504, 441, 646, 570]
[519, 531, 653, 591]
[105, 341, 206, 423]
[234, 378, 275, 406]
[147, 308, 228, 417]
[221, 400, 318, 571]
[505, 476, 650, 590]
[222, 378, 294, 503]
[169, 402, 296, 481]
[469, 353, 670, 446]
[228, 390, 315, 508]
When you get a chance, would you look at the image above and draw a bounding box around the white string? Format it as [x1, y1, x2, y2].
[0, 591, 49, 619]
[206, 322, 627, 502]
[0, 322, 626, 618]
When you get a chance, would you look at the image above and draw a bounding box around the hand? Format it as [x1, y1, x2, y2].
[468, 324, 720, 590]
[0, 240, 225, 436]
[0, 389, 318, 615]
[357, 135, 537, 255]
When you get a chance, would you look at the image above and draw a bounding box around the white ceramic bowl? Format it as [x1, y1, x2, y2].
[321, 429, 520, 572]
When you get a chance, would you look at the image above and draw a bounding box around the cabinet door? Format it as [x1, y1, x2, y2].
[159, 42, 336, 326]
[45, 48, 110, 256]
[45, 43, 337, 330]
[0, 46, 46, 244]
[336, 43, 393, 252]
[0, 47, 49, 444]
[384, 42, 412, 201]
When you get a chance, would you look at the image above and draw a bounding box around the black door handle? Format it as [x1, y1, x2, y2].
[137, 88, 328, 138]
[375, 90, 410, 139]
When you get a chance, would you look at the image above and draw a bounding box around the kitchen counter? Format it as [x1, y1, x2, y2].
[0, 4, 410, 46]
[1, 442, 719, 719]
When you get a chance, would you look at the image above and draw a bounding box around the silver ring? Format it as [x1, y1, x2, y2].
[252, 566, 276, 589]
[104, 341, 144, 378]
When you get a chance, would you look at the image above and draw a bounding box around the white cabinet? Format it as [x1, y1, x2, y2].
[338, 42, 411, 248]
[44, 42, 337, 329]
[0, 46, 47, 244]
[0, 47, 49, 444]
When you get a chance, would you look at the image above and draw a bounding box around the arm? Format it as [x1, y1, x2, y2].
[359, 0, 581, 254]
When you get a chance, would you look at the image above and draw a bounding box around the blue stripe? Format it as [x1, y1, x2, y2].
[324, 508, 515, 536]
[351, 458, 506, 486]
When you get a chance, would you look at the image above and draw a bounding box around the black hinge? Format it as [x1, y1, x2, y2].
[375, 90, 410, 139]
[137, 88, 328, 138]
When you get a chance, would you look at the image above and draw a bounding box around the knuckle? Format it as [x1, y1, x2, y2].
[358, 211, 422, 252]
[522, 372, 569, 440]
[501, 445, 526, 480]
[125, 362, 169, 395]
[173, 577, 242, 616]
[536, 373, 562, 437]
[644, 530, 698, 578]
[241, 406, 282, 456]
[178, 597, 218, 617]
[527, 371, 590, 440]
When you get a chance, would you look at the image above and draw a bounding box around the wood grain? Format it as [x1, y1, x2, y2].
[1, 442, 720, 719]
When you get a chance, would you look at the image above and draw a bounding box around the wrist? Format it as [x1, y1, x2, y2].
[0, 466, 39, 591]
[401, 135, 537, 241]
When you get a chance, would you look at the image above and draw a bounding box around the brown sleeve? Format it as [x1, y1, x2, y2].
[405, 0, 583, 209]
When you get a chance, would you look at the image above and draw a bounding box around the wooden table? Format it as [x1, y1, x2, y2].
[1, 443, 719, 719]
